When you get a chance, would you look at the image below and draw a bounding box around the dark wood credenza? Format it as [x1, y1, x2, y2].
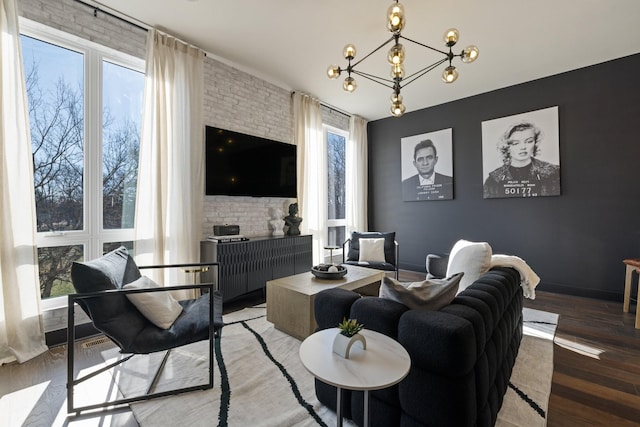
[200, 234, 312, 302]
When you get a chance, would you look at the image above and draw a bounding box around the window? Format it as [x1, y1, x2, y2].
[325, 125, 348, 248]
[20, 20, 145, 307]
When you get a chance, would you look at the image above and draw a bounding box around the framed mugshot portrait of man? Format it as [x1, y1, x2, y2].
[401, 128, 453, 201]
[481, 106, 561, 199]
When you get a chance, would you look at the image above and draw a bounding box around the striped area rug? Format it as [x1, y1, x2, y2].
[102, 305, 557, 427]
[497, 307, 559, 426]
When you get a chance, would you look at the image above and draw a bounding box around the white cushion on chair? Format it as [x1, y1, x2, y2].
[123, 276, 183, 329]
[358, 238, 386, 263]
[446, 239, 493, 292]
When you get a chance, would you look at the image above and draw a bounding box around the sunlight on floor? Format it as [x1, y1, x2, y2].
[54, 406, 130, 427]
[554, 335, 604, 360]
[522, 307, 559, 341]
[73, 363, 122, 406]
[523, 324, 556, 341]
[0, 381, 49, 426]
[52, 364, 124, 426]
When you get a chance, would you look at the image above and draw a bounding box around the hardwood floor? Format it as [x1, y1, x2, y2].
[0, 339, 137, 426]
[525, 291, 640, 426]
[1, 272, 639, 426]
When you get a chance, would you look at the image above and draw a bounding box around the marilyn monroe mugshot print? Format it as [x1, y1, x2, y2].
[481, 107, 560, 199]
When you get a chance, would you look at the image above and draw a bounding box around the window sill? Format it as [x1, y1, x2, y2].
[41, 295, 68, 311]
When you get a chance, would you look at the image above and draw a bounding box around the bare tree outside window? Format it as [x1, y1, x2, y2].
[37, 245, 83, 299]
[21, 33, 143, 299]
[102, 60, 141, 229]
[102, 116, 139, 229]
[327, 130, 346, 247]
[27, 68, 84, 232]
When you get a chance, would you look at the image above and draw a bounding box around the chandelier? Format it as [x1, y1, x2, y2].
[326, 1, 479, 117]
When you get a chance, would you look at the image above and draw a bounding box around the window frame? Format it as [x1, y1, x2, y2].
[323, 124, 349, 255]
[19, 19, 145, 309]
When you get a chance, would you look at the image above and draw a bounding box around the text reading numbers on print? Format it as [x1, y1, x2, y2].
[504, 187, 537, 197]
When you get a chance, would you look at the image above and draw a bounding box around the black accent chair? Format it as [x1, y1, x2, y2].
[66, 246, 223, 414]
[342, 231, 399, 279]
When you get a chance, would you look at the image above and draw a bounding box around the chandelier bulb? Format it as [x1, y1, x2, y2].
[390, 92, 403, 104]
[386, 2, 406, 33]
[443, 28, 459, 47]
[442, 65, 459, 83]
[391, 101, 406, 117]
[390, 63, 405, 79]
[327, 65, 341, 79]
[461, 45, 479, 63]
[343, 76, 357, 92]
[387, 43, 405, 65]
[343, 44, 357, 60]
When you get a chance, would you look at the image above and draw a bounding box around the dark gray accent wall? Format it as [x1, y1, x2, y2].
[367, 53, 640, 301]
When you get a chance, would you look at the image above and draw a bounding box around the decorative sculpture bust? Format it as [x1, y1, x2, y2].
[270, 208, 285, 236]
[284, 203, 302, 236]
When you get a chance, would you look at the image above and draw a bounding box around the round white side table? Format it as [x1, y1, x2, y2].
[299, 328, 411, 427]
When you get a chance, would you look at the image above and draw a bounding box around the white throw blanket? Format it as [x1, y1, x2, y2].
[491, 254, 540, 299]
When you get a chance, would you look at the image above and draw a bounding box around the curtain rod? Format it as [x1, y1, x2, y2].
[73, 0, 148, 32]
[72, 0, 206, 56]
[321, 102, 351, 119]
[292, 91, 352, 119]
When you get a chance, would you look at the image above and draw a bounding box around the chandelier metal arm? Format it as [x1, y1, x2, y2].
[398, 34, 450, 56]
[351, 70, 395, 90]
[350, 35, 396, 69]
[400, 57, 449, 88]
[327, 1, 479, 117]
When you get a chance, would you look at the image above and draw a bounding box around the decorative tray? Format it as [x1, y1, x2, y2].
[311, 264, 347, 280]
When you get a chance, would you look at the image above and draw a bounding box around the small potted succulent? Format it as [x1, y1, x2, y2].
[333, 318, 366, 359]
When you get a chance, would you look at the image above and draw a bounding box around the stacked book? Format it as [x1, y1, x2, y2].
[206, 234, 249, 243]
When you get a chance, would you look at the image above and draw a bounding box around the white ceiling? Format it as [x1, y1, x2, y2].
[96, 0, 640, 121]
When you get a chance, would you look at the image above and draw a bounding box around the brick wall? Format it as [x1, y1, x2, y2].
[202, 57, 296, 238]
[203, 196, 295, 238]
[18, 0, 147, 59]
[321, 104, 350, 131]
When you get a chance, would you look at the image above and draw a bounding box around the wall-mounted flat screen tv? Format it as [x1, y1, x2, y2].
[205, 126, 297, 198]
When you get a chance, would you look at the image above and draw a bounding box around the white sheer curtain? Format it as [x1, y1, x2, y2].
[0, 0, 48, 365]
[346, 115, 368, 234]
[293, 92, 326, 265]
[134, 29, 204, 297]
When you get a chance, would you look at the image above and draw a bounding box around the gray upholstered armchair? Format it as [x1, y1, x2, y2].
[426, 253, 449, 279]
[342, 231, 399, 279]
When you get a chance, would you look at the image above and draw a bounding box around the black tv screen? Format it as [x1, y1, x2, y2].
[205, 126, 297, 197]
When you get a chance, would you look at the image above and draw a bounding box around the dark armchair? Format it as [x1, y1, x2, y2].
[66, 246, 223, 414]
[342, 231, 399, 279]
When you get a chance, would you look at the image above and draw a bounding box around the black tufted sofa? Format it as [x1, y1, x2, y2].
[313, 266, 523, 427]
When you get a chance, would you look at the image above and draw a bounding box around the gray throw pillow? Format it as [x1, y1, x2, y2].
[379, 272, 464, 310]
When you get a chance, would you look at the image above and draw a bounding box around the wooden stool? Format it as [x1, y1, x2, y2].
[623, 258, 640, 329]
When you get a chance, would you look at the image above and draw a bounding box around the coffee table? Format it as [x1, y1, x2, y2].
[266, 265, 385, 340]
[299, 328, 410, 427]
